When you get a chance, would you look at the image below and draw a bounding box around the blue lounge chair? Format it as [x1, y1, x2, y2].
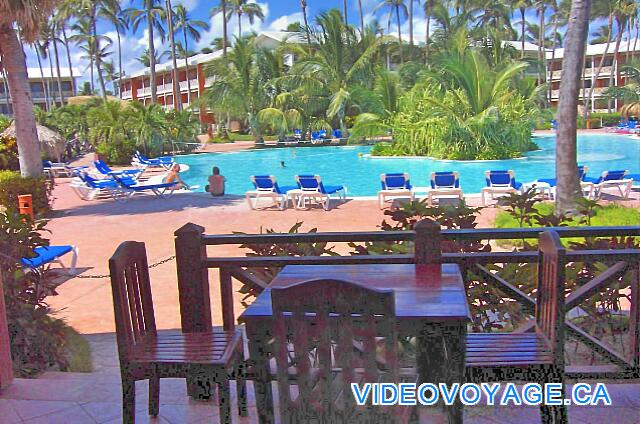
[333, 129, 343, 139]
[245, 175, 298, 210]
[319, 129, 328, 138]
[94, 159, 144, 179]
[584, 170, 632, 199]
[295, 174, 346, 211]
[428, 171, 463, 206]
[69, 172, 130, 200]
[378, 173, 413, 209]
[482, 170, 523, 206]
[112, 174, 178, 199]
[551, 119, 558, 130]
[132, 151, 175, 169]
[537, 165, 588, 187]
[21, 245, 78, 275]
[293, 129, 302, 140]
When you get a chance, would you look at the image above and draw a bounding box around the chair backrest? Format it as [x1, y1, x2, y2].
[296, 174, 322, 192]
[94, 160, 112, 174]
[600, 170, 628, 183]
[431, 171, 460, 189]
[536, 231, 566, 367]
[578, 165, 587, 181]
[485, 170, 516, 188]
[319, 129, 327, 138]
[251, 175, 277, 191]
[108, 241, 157, 364]
[271, 279, 397, 421]
[629, 121, 637, 129]
[311, 131, 320, 140]
[381, 173, 411, 190]
[333, 129, 342, 138]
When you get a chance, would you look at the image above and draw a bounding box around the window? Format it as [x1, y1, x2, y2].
[603, 57, 614, 67]
[30, 82, 44, 92]
[583, 80, 592, 88]
[62, 81, 72, 91]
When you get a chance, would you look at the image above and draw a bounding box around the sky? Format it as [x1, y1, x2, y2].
[22, 0, 595, 89]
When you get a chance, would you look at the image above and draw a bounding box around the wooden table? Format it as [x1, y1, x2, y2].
[239, 263, 471, 424]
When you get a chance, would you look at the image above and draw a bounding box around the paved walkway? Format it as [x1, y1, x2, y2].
[0, 332, 638, 423]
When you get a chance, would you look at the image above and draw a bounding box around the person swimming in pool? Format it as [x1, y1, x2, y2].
[163, 163, 189, 190]
[280, 161, 285, 168]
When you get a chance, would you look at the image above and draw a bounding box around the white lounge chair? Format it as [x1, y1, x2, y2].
[481, 170, 523, 206]
[245, 175, 297, 210]
[427, 171, 463, 206]
[378, 173, 414, 209]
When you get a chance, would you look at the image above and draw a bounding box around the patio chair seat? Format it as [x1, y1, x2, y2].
[321, 184, 345, 194]
[378, 173, 414, 209]
[466, 333, 553, 367]
[129, 330, 242, 365]
[21, 245, 74, 268]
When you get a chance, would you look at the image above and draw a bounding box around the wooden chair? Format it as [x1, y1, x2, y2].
[270, 278, 414, 423]
[108, 241, 246, 423]
[465, 230, 567, 423]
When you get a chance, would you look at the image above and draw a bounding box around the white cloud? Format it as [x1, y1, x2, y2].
[173, 0, 199, 12]
[268, 12, 304, 31]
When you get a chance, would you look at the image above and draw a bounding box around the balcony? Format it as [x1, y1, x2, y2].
[121, 90, 132, 99]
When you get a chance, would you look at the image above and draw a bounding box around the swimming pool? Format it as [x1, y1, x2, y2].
[178, 134, 640, 197]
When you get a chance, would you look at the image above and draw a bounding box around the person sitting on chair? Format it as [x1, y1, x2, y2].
[205, 166, 226, 196]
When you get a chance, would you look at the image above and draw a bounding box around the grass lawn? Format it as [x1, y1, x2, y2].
[495, 202, 640, 228]
[494, 202, 640, 247]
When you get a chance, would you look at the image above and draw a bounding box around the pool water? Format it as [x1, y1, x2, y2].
[178, 135, 640, 197]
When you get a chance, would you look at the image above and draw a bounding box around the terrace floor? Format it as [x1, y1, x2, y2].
[1, 332, 639, 423]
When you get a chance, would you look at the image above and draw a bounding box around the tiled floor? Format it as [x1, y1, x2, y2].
[1, 333, 639, 423]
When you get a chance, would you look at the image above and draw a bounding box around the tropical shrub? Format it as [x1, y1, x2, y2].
[0, 171, 52, 214]
[370, 31, 539, 160]
[0, 211, 72, 377]
[0, 133, 19, 171]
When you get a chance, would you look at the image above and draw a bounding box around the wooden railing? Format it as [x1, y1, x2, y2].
[174, 221, 640, 379]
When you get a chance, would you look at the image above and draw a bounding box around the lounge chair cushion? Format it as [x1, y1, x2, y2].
[431, 172, 459, 189]
[585, 170, 628, 185]
[21, 245, 73, 268]
[321, 184, 344, 195]
[382, 173, 412, 190]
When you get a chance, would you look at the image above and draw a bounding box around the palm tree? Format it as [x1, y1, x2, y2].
[210, 1, 230, 55]
[590, 24, 611, 44]
[174, 4, 210, 104]
[424, 0, 436, 59]
[374, 0, 408, 63]
[286, 11, 383, 133]
[300, 0, 312, 45]
[343, 0, 349, 25]
[534, 0, 548, 89]
[164, 0, 181, 111]
[513, 0, 532, 58]
[127, 0, 166, 103]
[608, 1, 637, 112]
[583, 0, 615, 118]
[99, 2, 128, 99]
[228, 0, 264, 38]
[48, 17, 66, 105]
[55, 1, 78, 96]
[32, 41, 51, 110]
[556, 0, 592, 214]
[137, 49, 170, 67]
[125, 102, 168, 155]
[357, 0, 365, 34]
[408, 0, 419, 45]
[102, 61, 119, 95]
[0, 0, 59, 176]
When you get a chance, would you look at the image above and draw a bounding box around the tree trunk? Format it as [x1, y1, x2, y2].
[556, 0, 591, 214]
[425, 4, 431, 61]
[395, 4, 404, 64]
[409, 0, 414, 45]
[548, 19, 560, 105]
[539, 6, 548, 107]
[521, 7, 526, 59]
[238, 11, 242, 38]
[92, 12, 108, 100]
[608, 17, 623, 113]
[166, 0, 181, 111]
[46, 47, 57, 105]
[61, 26, 76, 96]
[147, 0, 158, 102]
[633, 19, 639, 61]
[116, 27, 123, 99]
[34, 45, 50, 110]
[183, 27, 192, 104]
[0, 27, 43, 177]
[358, 0, 364, 34]
[343, 0, 348, 25]
[301, 2, 311, 46]
[584, 13, 613, 119]
[52, 36, 65, 104]
[222, 0, 228, 56]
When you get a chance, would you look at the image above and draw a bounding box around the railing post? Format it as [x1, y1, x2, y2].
[629, 261, 640, 373]
[219, 267, 235, 332]
[175, 223, 212, 333]
[414, 219, 441, 265]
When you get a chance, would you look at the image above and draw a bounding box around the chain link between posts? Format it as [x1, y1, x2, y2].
[74, 255, 176, 279]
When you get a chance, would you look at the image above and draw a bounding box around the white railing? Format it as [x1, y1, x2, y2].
[122, 90, 133, 99]
[204, 77, 216, 87]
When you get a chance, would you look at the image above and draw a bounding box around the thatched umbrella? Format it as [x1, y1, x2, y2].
[1, 121, 65, 162]
[621, 103, 640, 120]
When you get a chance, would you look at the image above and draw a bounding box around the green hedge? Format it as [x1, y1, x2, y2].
[0, 171, 52, 215]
